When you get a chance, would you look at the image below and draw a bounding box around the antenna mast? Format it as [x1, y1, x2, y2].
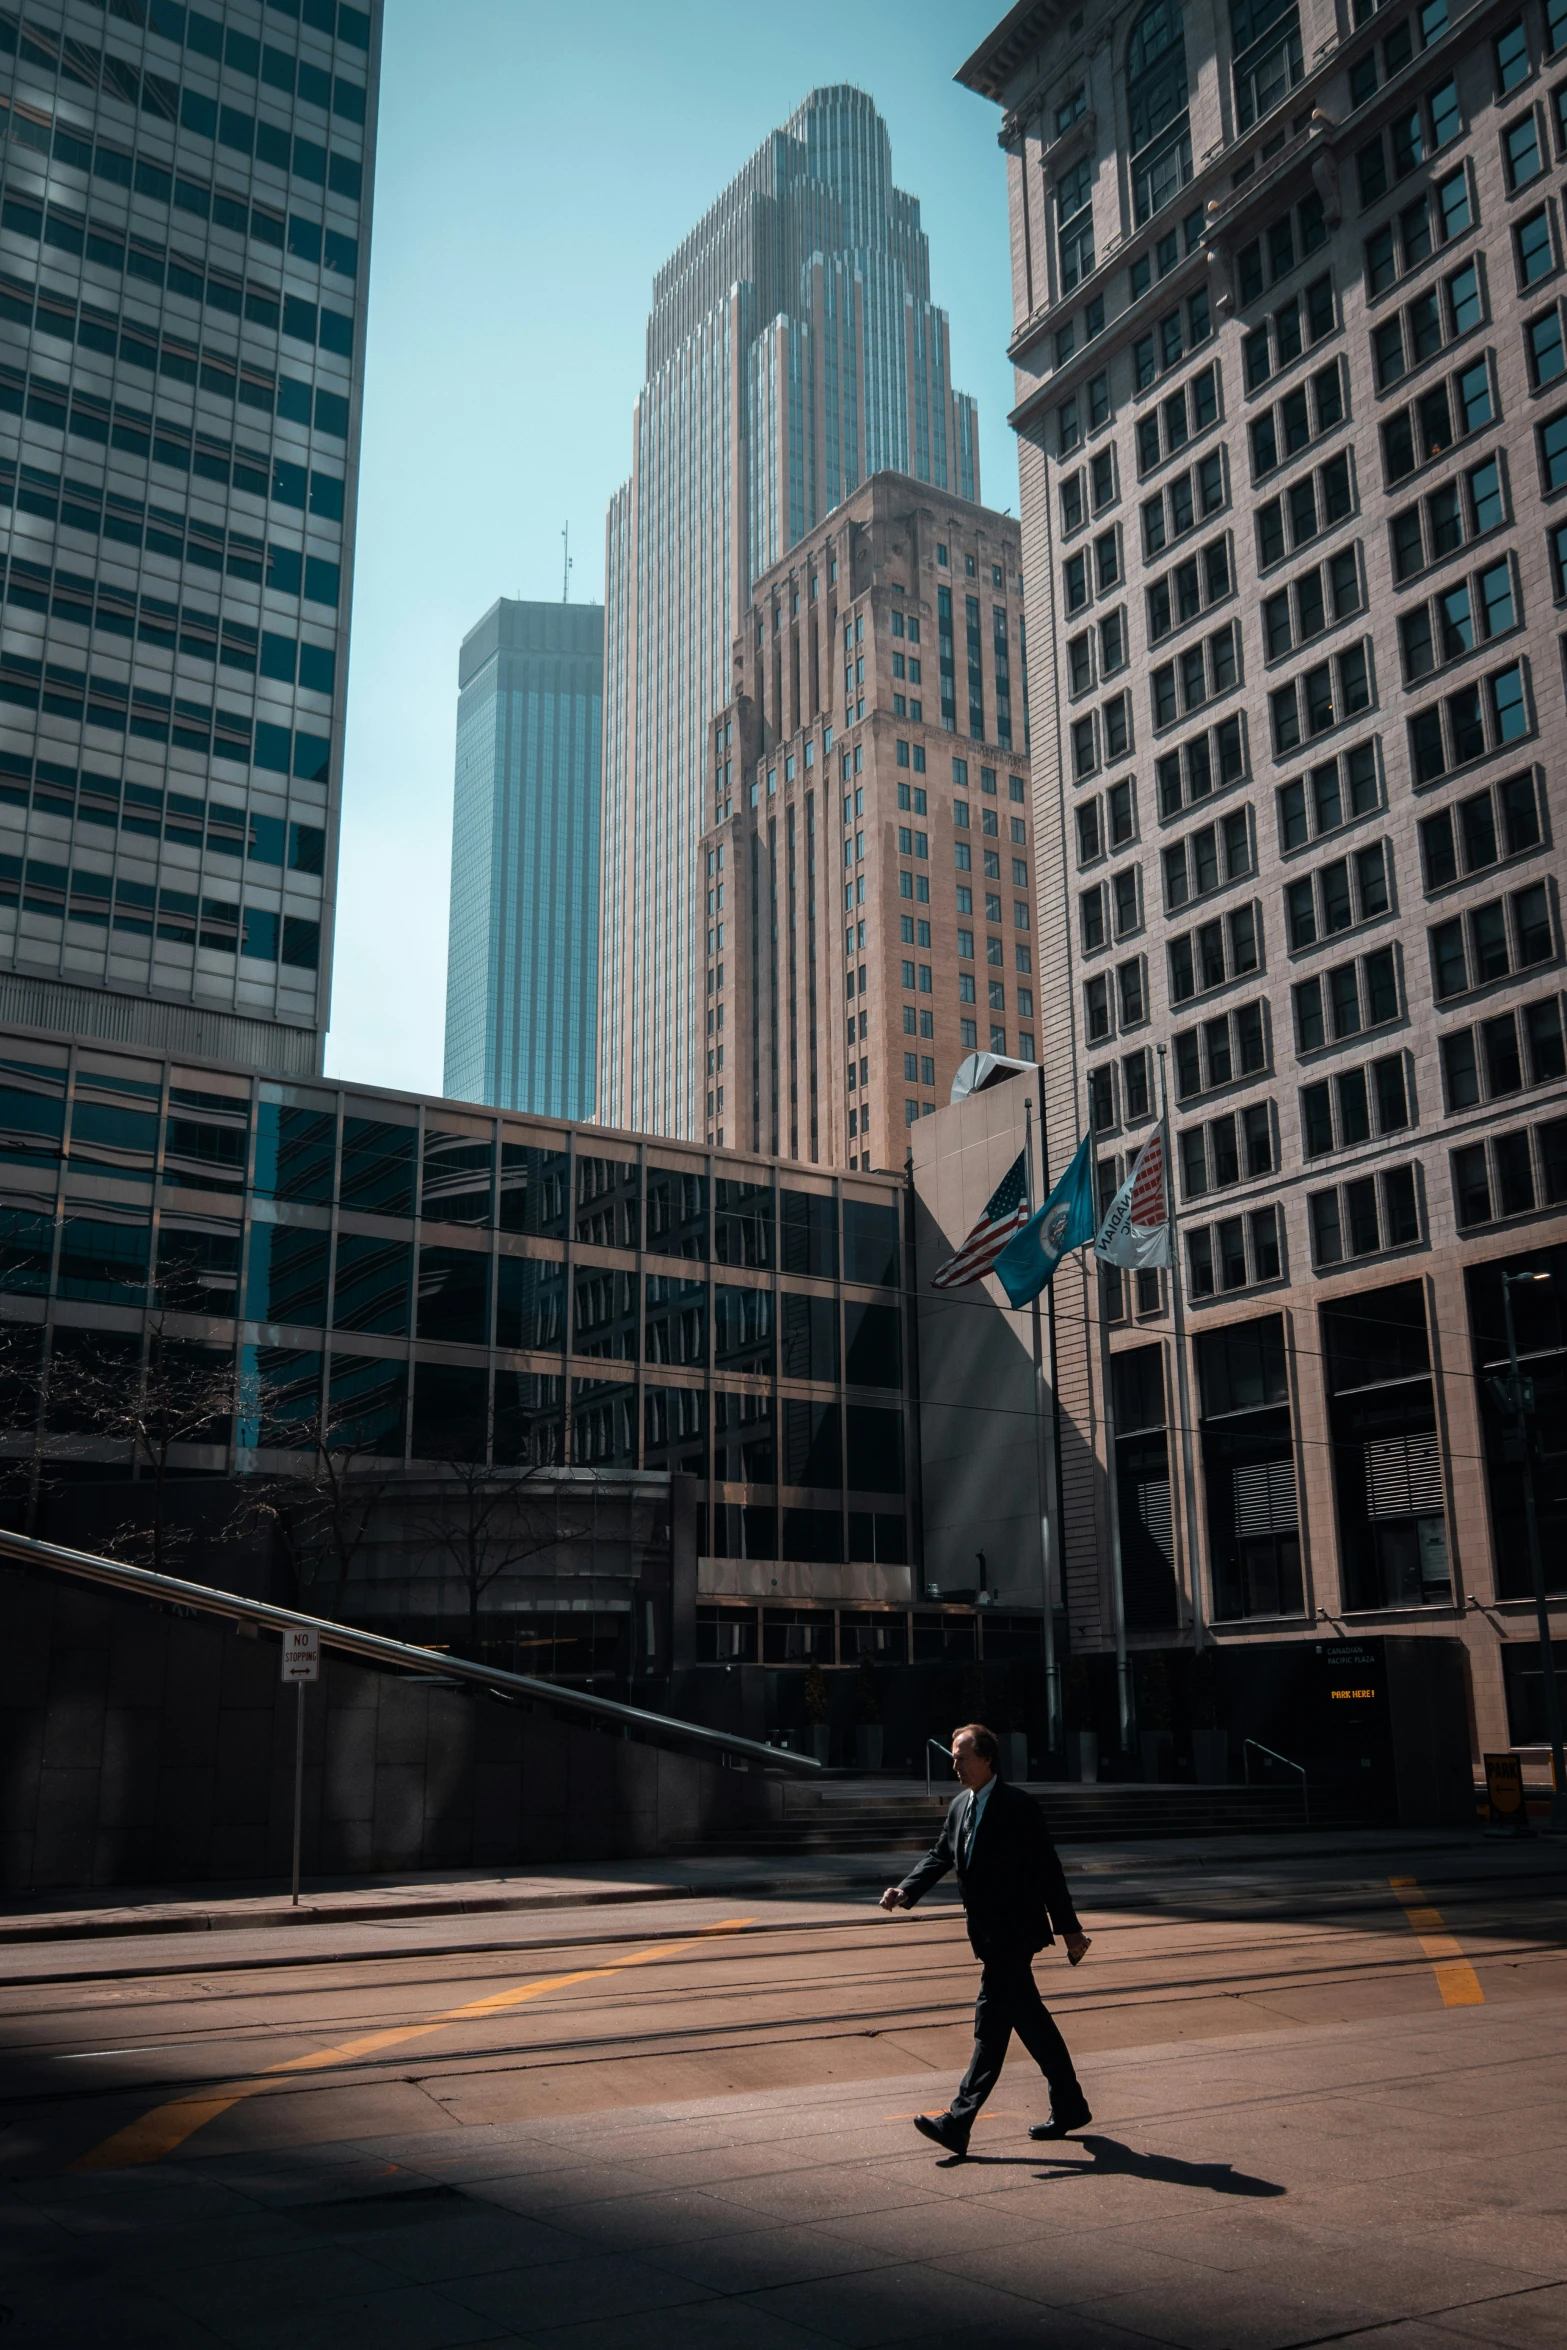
[561, 523, 572, 604]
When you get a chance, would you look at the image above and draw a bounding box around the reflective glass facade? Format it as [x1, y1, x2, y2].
[0, 0, 380, 1076]
[444, 599, 602, 1122]
[0, 1022, 913, 1572]
[602, 86, 981, 1145]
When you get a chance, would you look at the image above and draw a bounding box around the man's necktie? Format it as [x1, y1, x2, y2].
[961, 1791, 978, 1868]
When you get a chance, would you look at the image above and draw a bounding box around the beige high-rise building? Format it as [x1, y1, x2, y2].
[600, 89, 980, 1147]
[697, 473, 1034, 1173]
[957, 0, 1567, 1762]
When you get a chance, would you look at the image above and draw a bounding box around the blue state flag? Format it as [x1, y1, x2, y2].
[993, 1133, 1097, 1308]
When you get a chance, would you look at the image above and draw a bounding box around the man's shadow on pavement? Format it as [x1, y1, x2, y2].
[956, 2135, 1285, 2198]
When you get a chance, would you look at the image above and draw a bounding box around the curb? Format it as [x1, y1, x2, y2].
[0, 1827, 1527, 1950]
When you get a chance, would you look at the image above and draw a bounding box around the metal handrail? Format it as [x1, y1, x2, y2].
[0, 1527, 823, 1776]
[924, 1735, 953, 1797]
[1242, 1736, 1310, 1827]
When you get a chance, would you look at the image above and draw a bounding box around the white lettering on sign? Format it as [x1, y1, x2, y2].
[280, 1625, 320, 1683]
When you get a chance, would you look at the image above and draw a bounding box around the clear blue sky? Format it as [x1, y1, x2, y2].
[325, 0, 1018, 1096]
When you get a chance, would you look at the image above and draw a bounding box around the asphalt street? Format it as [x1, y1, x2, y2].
[0, 1833, 1563, 2347]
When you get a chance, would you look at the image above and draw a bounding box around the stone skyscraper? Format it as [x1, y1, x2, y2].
[601, 85, 980, 1142]
[0, 0, 379, 1077]
[444, 598, 603, 1121]
[958, 0, 1567, 1760]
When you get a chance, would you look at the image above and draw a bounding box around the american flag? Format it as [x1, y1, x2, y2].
[930, 1150, 1030, 1289]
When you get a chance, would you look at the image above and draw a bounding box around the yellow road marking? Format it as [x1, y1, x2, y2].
[1389, 1876, 1483, 2007]
[71, 1917, 755, 2173]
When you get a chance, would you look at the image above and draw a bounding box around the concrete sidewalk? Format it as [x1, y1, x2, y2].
[3, 1995, 1564, 2346]
[0, 1824, 1511, 1948]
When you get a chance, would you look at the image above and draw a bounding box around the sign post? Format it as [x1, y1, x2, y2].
[280, 1625, 320, 1905]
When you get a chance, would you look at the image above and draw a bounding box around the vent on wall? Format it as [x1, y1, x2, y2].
[1364, 1433, 1443, 1519]
[1232, 1458, 1298, 1537]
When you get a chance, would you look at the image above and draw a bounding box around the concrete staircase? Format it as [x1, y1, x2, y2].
[697, 1776, 1330, 1856]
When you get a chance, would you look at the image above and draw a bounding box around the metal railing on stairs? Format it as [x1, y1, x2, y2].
[1243, 1736, 1309, 1826]
[0, 1527, 823, 1777]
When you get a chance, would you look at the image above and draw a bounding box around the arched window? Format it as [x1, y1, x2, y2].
[1127, 3, 1192, 225]
[1231, 0, 1303, 132]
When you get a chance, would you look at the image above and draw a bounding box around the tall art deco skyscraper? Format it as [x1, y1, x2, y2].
[601, 85, 981, 1139]
[0, 0, 379, 1078]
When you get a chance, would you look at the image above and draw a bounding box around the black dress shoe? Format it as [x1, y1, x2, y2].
[1029, 2090, 1092, 2139]
[913, 2111, 969, 2157]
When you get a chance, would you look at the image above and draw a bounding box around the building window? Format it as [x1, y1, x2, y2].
[1300, 1053, 1412, 1157]
[1292, 945, 1400, 1050]
[1231, 0, 1302, 132]
[1408, 659, 1532, 783]
[1380, 358, 1493, 488]
[1261, 548, 1363, 662]
[1142, 451, 1227, 560]
[1136, 364, 1219, 475]
[1283, 837, 1390, 949]
[1277, 741, 1381, 851]
[1355, 73, 1462, 210]
[1249, 362, 1347, 480]
[1058, 153, 1096, 292]
[1162, 808, 1254, 912]
[1151, 623, 1241, 727]
[1254, 450, 1354, 567]
[1146, 535, 1233, 644]
[1173, 998, 1268, 1101]
[1168, 902, 1262, 1003]
[1186, 1204, 1282, 1298]
[1196, 1315, 1303, 1621]
[1242, 275, 1334, 393]
[1269, 642, 1373, 753]
[1177, 1100, 1275, 1199]
[1156, 715, 1247, 816]
[1127, 0, 1193, 226]
[1429, 882, 1555, 1001]
[1309, 1168, 1422, 1266]
[1371, 259, 1485, 392]
[1321, 1283, 1451, 1610]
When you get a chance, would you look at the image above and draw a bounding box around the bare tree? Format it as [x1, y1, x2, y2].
[235, 1390, 397, 1622]
[0, 1312, 48, 1534]
[412, 1447, 585, 1656]
[48, 1319, 238, 1575]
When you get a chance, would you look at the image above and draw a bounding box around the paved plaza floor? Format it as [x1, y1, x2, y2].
[3, 1991, 1564, 2348]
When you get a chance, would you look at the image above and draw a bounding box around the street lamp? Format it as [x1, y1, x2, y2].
[1497, 1269, 1567, 1834]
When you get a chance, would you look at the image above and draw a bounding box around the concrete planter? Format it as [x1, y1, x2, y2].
[1192, 1728, 1230, 1786]
[809, 1723, 831, 1765]
[1066, 1731, 1098, 1783]
[1139, 1730, 1174, 1785]
[1001, 1731, 1029, 1783]
[855, 1725, 884, 1773]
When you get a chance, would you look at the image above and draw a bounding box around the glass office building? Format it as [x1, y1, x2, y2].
[602, 85, 981, 1146]
[0, 1021, 914, 1578]
[0, 0, 380, 1077]
[443, 598, 603, 1122]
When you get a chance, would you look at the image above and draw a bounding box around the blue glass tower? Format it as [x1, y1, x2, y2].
[0, 0, 380, 1078]
[444, 598, 602, 1121]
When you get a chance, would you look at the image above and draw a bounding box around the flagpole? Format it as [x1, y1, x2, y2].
[1157, 1046, 1207, 1653]
[1023, 1100, 1060, 1757]
[1089, 1087, 1133, 1761]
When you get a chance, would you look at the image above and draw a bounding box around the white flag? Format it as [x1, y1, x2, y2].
[1095, 1125, 1172, 1270]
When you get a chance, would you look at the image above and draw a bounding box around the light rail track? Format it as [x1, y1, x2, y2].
[2, 1862, 1562, 1989]
[2, 1918, 1562, 2117]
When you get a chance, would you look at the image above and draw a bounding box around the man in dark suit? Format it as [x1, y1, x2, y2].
[880, 1721, 1091, 2157]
